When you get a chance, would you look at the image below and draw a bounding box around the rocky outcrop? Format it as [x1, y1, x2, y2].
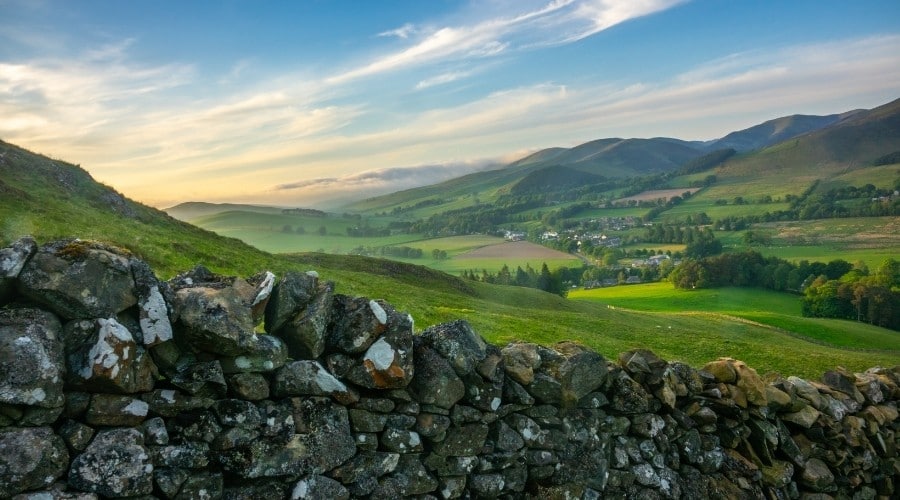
[0, 237, 897, 499]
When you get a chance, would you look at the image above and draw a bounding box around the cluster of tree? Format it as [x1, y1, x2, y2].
[349, 245, 423, 259]
[281, 208, 325, 217]
[802, 259, 900, 330]
[671, 251, 853, 292]
[643, 224, 711, 245]
[461, 263, 572, 296]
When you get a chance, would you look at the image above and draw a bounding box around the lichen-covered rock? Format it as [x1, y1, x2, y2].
[434, 423, 489, 456]
[141, 388, 214, 418]
[344, 305, 414, 389]
[227, 372, 270, 401]
[17, 240, 136, 320]
[372, 454, 438, 498]
[291, 474, 349, 500]
[608, 369, 658, 414]
[0, 236, 36, 304]
[419, 320, 487, 377]
[0, 307, 65, 409]
[0, 427, 69, 496]
[168, 266, 262, 356]
[68, 428, 153, 498]
[265, 271, 334, 359]
[63, 317, 156, 394]
[273, 360, 358, 404]
[327, 296, 391, 354]
[129, 259, 172, 347]
[170, 360, 227, 398]
[219, 334, 288, 374]
[409, 342, 465, 409]
[328, 452, 400, 494]
[800, 457, 835, 492]
[85, 394, 149, 427]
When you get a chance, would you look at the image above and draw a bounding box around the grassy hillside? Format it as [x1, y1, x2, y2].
[3, 134, 899, 379]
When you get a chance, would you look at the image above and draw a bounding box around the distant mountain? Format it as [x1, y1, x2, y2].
[343, 98, 900, 215]
[508, 137, 703, 177]
[713, 98, 900, 180]
[705, 111, 863, 152]
[165, 201, 283, 221]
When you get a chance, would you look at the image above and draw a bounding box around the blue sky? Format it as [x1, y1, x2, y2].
[1, 0, 899, 208]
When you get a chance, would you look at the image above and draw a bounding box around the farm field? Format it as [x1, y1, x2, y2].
[570, 282, 900, 352]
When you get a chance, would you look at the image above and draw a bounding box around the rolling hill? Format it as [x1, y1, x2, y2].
[1, 137, 897, 378]
[341, 103, 894, 216]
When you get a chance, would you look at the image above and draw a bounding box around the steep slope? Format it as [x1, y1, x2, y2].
[509, 165, 605, 195]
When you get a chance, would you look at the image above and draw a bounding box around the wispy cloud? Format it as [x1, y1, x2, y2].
[329, 0, 680, 84]
[415, 70, 473, 90]
[378, 23, 417, 39]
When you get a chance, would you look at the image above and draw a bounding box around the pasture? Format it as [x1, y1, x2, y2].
[570, 282, 900, 352]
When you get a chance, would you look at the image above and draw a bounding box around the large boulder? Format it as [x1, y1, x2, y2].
[342, 301, 415, 390]
[0, 427, 69, 496]
[63, 317, 156, 394]
[0, 236, 36, 305]
[513, 342, 609, 405]
[68, 428, 153, 498]
[409, 342, 465, 409]
[17, 240, 136, 320]
[0, 307, 65, 409]
[168, 266, 272, 356]
[265, 271, 334, 359]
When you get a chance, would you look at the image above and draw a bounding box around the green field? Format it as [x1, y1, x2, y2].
[570, 282, 900, 353]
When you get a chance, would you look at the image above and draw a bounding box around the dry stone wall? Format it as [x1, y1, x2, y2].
[0, 237, 897, 499]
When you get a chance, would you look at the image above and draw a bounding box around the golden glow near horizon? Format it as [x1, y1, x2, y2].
[2, 1, 899, 208]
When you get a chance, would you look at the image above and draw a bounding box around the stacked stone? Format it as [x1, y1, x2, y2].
[0, 237, 897, 499]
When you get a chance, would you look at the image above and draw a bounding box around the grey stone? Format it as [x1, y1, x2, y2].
[130, 259, 173, 347]
[267, 272, 334, 359]
[227, 372, 270, 401]
[801, 457, 835, 492]
[0, 427, 69, 496]
[409, 343, 465, 409]
[608, 369, 657, 414]
[372, 454, 438, 497]
[219, 334, 289, 374]
[169, 266, 263, 356]
[344, 307, 414, 390]
[273, 360, 358, 404]
[381, 428, 423, 453]
[63, 317, 156, 394]
[68, 428, 153, 498]
[329, 451, 400, 486]
[469, 473, 505, 498]
[212, 398, 262, 429]
[291, 474, 349, 500]
[141, 417, 168, 445]
[150, 442, 209, 469]
[420, 320, 487, 377]
[349, 408, 387, 433]
[17, 240, 137, 320]
[0, 307, 65, 409]
[0, 237, 36, 304]
[171, 360, 227, 398]
[85, 394, 149, 427]
[58, 420, 95, 453]
[142, 389, 214, 418]
[328, 295, 392, 354]
[434, 423, 489, 456]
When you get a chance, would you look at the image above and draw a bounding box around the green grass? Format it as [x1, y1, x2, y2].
[570, 282, 900, 353]
[4, 139, 899, 380]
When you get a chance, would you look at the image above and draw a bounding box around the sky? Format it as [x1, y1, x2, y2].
[1, 0, 899, 209]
